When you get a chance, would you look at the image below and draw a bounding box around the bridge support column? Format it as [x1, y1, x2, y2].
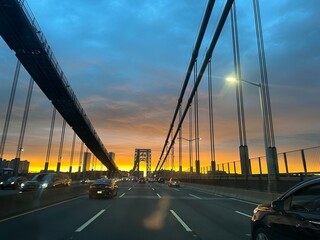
[239, 145, 250, 175]
[267, 147, 279, 192]
[44, 162, 49, 172]
[13, 157, 20, 176]
[211, 160, 216, 175]
[195, 160, 200, 175]
[56, 162, 61, 173]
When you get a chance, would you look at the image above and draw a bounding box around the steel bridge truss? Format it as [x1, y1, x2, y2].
[0, 0, 119, 173]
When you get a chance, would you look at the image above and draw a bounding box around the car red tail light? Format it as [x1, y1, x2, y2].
[90, 185, 96, 189]
[104, 185, 112, 189]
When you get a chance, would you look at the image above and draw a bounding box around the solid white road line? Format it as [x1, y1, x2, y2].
[189, 194, 202, 199]
[128, 187, 132, 191]
[235, 211, 252, 218]
[170, 210, 192, 232]
[75, 209, 106, 232]
[0, 196, 86, 223]
[173, 188, 180, 192]
[156, 193, 161, 198]
[119, 193, 126, 198]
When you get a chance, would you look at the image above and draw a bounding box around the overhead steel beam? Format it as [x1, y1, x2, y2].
[0, 0, 119, 173]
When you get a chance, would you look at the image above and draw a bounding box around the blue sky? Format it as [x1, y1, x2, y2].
[0, 0, 319, 171]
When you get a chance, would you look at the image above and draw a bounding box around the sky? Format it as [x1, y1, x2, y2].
[0, 0, 319, 173]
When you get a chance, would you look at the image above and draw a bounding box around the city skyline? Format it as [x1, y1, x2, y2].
[0, 0, 319, 173]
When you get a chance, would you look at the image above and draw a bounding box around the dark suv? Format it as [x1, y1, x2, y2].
[0, 176, 27, 190]
[251, 177, 320, 240]
[20, 173, 71, 192]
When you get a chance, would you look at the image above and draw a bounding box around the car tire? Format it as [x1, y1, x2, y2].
[253, 228, 271, 240]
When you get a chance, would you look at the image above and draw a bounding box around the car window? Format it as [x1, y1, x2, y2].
[95, 179, 112, 185]
[32, 174, 47, 181]
[288, 184, 320, 212]
[44, 174, 54, 181]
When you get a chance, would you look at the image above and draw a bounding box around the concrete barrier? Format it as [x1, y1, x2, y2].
[182, 182, 281, 204]
[0, 185, 88, 219]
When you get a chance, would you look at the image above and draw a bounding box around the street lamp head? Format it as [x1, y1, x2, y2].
[226, 76, 238, 83]
[226, 76, 261, 88]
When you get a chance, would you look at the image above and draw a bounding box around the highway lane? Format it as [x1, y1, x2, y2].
[0, 181, 257, 240]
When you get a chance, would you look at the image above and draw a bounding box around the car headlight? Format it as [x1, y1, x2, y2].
[0, 182, 3, 185]
[21, 183, 25, 188]
[11, 182, 15, 184]
[42, 183, 48, 188]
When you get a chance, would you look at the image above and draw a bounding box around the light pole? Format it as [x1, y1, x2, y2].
[180, 137, 201, 173]
[226, 77, 279, 190]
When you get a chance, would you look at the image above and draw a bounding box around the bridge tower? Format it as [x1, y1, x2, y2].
[132, 149, 151, 177]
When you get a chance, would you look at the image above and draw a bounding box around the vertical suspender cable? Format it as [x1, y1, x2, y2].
[79, 141, 84, 172]
[16, 77, 34, 159]
[0, 60, 21, 159]
[194, 60, 200, 173]
[171, 131, 174, 174]
[158, 0, 235, 172]
[45, 107, 56, 171]
[57, 119, 66, 172]
[189, 101, 193, 172]
[154, 0, 216, 173]
[231, 3, 246, 146]
[253, 0, 274, 147]
[207, 60, 216, 167]
[178, 106, 182, 172]
[69, 131, 76, 173]
[231, 2, 251, 175]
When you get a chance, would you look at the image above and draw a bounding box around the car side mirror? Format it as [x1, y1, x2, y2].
[272, 199, 285, 212]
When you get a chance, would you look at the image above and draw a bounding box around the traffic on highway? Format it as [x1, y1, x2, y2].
[1, 177, 319, 240]
[0, 178, 254, 240]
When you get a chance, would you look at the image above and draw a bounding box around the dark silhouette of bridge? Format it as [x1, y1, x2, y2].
[0, 0, 119, 174]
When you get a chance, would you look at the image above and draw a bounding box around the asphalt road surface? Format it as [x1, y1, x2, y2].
[0, 182, 257, 240]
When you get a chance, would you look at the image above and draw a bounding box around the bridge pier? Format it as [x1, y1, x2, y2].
[239, 145, 250, 175]
[195, 160, 200, 175]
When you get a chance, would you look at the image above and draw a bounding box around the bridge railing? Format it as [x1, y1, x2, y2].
[201, 145, 320, 175]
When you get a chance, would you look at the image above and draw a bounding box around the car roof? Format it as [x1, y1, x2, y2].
[279, 177, 320, 200]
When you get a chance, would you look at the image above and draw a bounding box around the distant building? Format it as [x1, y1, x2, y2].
[0, 159, 30, 175]
[0, 159, 10, 169]
[82, 152, 91, 172]
[18, 160, 30, 174]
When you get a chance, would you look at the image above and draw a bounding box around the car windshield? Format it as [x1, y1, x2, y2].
[32, 174, 53, 182]
[1, 1, 319, 240]
[6, 177, 18, 181]
[95, 179, 112, 185]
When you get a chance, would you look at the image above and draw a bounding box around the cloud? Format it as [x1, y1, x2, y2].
[0, 0, 319, 172]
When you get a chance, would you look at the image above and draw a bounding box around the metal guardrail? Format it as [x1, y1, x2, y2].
[208, 146, 320, 175]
